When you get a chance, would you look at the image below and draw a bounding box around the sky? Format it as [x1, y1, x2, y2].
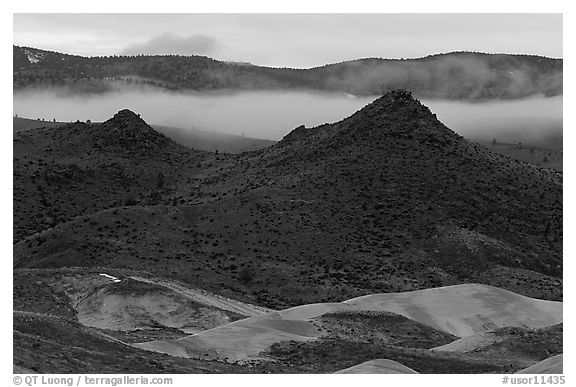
[13, 13, 562, 68]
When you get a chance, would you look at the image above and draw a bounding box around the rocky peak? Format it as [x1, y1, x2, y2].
[339, 90, 462, 146]
[98, 109, 170, 150]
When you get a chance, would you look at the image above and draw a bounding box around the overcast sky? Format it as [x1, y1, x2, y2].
[13, 13, 562, 68]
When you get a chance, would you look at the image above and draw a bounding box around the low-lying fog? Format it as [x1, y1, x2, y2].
[13, 89, 562, 147]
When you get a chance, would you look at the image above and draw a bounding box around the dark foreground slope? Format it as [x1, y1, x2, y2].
[262, 323, 563, 374]
[166, 90, 562, 304]
[13, 110, 223, 241]
[14, 312, 252, 374]
[14, 91, 562, 311]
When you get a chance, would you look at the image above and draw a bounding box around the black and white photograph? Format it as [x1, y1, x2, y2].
[7, 7, 568, 381]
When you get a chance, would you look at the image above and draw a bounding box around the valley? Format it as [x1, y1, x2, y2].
[13, 91, 563, 373]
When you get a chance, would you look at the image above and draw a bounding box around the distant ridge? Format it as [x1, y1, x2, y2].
[13, 46, 562, 100]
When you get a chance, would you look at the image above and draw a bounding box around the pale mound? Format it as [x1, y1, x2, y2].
[431, 332, 502, 352]
[135, 314, 321, 361]
[76, 279, 243, 333]
[432, 324, 563, 356]
[334, 359, 418, 374]
[516, 355, 563, 374]
[136, 284, 562, 362]
[54, 272, 124, 307]
[129, 276, 273, 317]
[344, 284, 562, 337]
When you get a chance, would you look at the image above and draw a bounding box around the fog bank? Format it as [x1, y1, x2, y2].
[13, 89, 562, 145]
[424, 96, 563, 147]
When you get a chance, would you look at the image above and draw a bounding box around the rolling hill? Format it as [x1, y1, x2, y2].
[13, 116, 275, 153]
[135, 284, 561, 363]
[14, 91, 563, 306]
[516, 355, 563, 374]
[334, 359, 419, 374]
[13, 268, 562, 373]
[14, 46, 562, 100]
[15, 116, 561, 171]
[13, 90, 563, 373]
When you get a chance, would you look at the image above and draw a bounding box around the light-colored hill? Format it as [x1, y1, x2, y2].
[135, 311, 322, 361]
[129, 276, 272, 317]
[334, 359, 418, 374]
[62, 273, 273, 335]
[431, 323, 563, 356]
[516, 355, 563, 374]
[76, 282, 239, 334]
[344, 284, 562, 337]
[135, 284, 562, 362]
[431, 332, 503, 352]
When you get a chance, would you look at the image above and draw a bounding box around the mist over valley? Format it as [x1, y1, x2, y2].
[13, 89, 562, 148]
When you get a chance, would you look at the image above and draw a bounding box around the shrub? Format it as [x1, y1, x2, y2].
[124, 198, 138, 206]
[157, 172, 165, 189]
[238, 267, 255, 284]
